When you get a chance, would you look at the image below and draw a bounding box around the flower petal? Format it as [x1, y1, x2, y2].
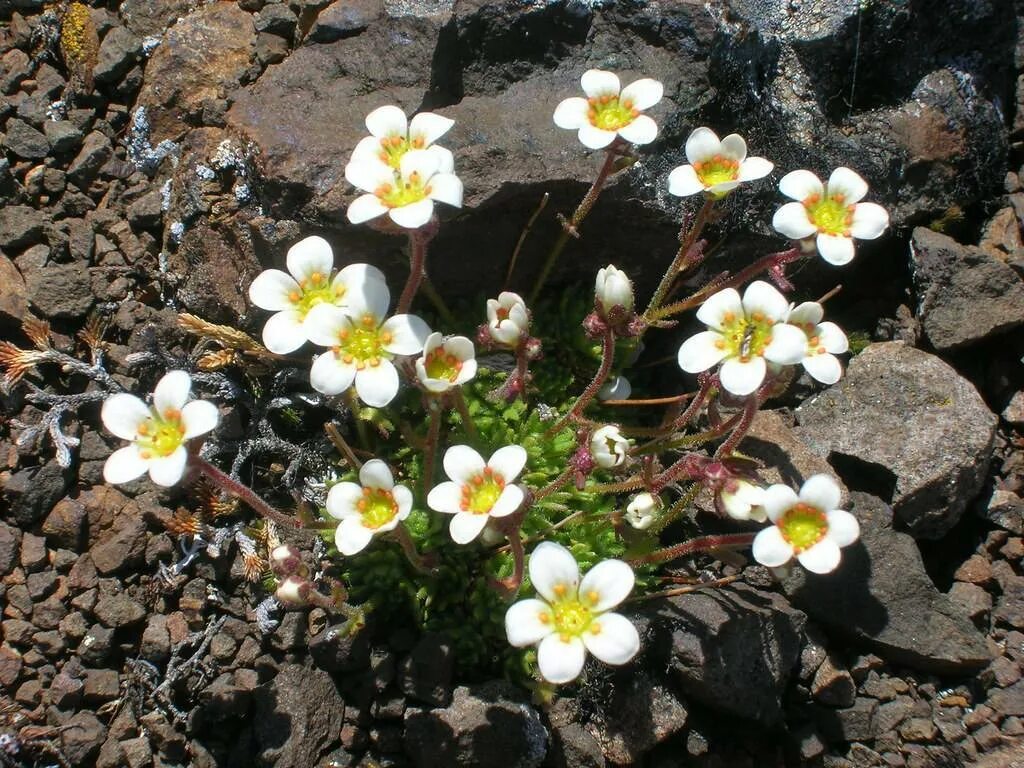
[428, 144, 454, 174]
[347, 194, 389, 224]
[345, 159, 395, 194]
[505, 599, 555, 647]
[335, 262, 388, 298]
[326, 481, 363, 519]
[354, 361, 400, 408]
[180, 400, 218, 439]
[752, 526, 794, 568]
[827, 166, 868, 204]
[667, 164, 705, 197]
[763, 323, 808, 365]
[677, 330, 729, 373]
[772, 202, 817, 240]
[619, 78, 663, 111]
[359, 458, 394, 490]
[336, 517, 375, 555]
[147, 446, 188, 487]
[537, 634, 586, 685]
[449, 512, 489, 544]
[427, 481, 463, 514]
[153, 370, 192, 416]
[741, 280, 789, 322]
[309, 351, 357, 396]
[685, 127, 721, 165]
[737, 156, 773, 182]
[797, 538, 842, 574]
[721, 480, 765, 520]
[577, 123, 617, 150]
[580, 69, 620, 99]
[443, 444, 486, 483]
[304, 304, 348, 347]
[826, 509, 860, 547]
[803, 352, 842, 384]
[409, 111, 454, 145]
[103, 445, 149, 484]
[286, 235, 334, 283]
[389, 198, 435, 229]
[719, 356, 767, 396]
[399, 148, 441, 182]
[579, 559, 634, 612]
[761, 484, 800, 522]
[365, 104, 408, 138]
[617, 114, 658, 145]
[393, 486, 413, 520]
[488, 444, 527, 483]
[799, 474, 842, 513]
[718, 133, 748, 162]
[582, 612, 640, 665]
[696, 287, 743, 330]
[816, 321, 849, 354]
[529, 541, 580, 604]
[489, 484, 525, 518]
[778, 169, 824, 202]
[707, 180, 742, 197]
[553, 97, 590, 130]
[850, 202, 889, 240]
[101, 393, 151, 440]
[350, 135, 383, 166]
[381, 314, 431, 355]
[344, 274, 391, 320]
[249, 269, 300, 312]
[262, 309, 306, 354]
[816, 233, 856, 266]
[426, 173, 463, 208]
[787, 301, 824, 328]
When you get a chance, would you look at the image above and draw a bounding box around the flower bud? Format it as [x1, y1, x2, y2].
[275, 576, 311, 607]
[625, 492, 661, 530]
[486, 292, 530, 347]
[718, 479, 767, 522]
[269, 544, 303, 577]
[595, 265, 634, 318]
[597, 375, 631, 401]
[589, 425, 629, 469]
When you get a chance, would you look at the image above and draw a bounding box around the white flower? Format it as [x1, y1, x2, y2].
[415, 332, 477, 393]
[597, 375, 631, 401]
[275, 576, 310, 607]
[668, 127, 774, 199]
[248, 235, 387, 354]
[305, 277, 431, 407]
[590, 425, 628, 469]
[505, 542, 640, 684]
[326, 459, 414, 555]
[751, 474, 859, 574]
[719, 479, 767, 522]
[427, 444, 527, 544]
[772, 167, 890, 265]
[786, 301, 850, 385]
[101, 370, 219, 487]
[346, 149, 463, 229]
[594, 265, 634, 318]
[349, 105, 455, 173]
[486, 291, 529, 347]
[676, 280, 807, 396]
[553, 69, 663, 150]
[625, 492, 661, 530]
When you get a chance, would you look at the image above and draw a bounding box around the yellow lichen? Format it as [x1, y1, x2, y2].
[59, 3, 99, 93]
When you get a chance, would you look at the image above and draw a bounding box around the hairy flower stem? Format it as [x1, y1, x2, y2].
[629, 532, 757, 566]
[715, 395, 760, 457]
[392, 522, 435, 574]
[529, 140, 624, 305]
[643, 197, 715, 322]
[191, 456, 301, 529]
[546, 327, 615, 436]
[588, 476, 647, 494]
[397, 228, 432, 314]
[534, 467, 574, 501]
[493, 520, 527, 597]
[422, 401, 442, 499]
[451, 387, 479, 441]
[629, 574, 742, 603]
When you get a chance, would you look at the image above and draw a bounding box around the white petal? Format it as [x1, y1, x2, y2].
[326, 482, 363, 519]
[816, 233, 856, 266]
[347, 194, 389, 224]
[741, 280, 789, 322]
[719, 356, 766, 396]
[737, 156, 773, 182]
[249, 269, 300, 312]
[488, 444, 527, 482]
[707, 180, 742, 197]
[580, 69, 620, 99]
[553, 97, 590, 130]
[344, 159, 396, 194]
[721, 481, 765, 520]
[445, 335, 475, 362]
[849, 203, 889, 240]
[763, 323, 808, 365]
[577, 123, 617, 150]
[399, 148, 441, 182]
[359, 458, 394, 490]
[286, 235, 334, 283]
[449, 512, 489, 544]
[787, 301, 824, 328]
[262, 310, 306, 354]
[344, 274, 391, 320]
[617, 114, 657, 145]
[816, 321, 848, 354]
[489, 485, 525, 518]
[799, 474, 841, 513]
[101, 394, 151, 440]
[389, 198, 435, 229]
[826, 167, 868, 205]
[761, 484, 800, 522]
[381, 314, 431, 355]
[427, 481, 463, 514]
[365, 104, 408, 138]
[826, 509, 860, 547]
[752, 526, 794, 568]
[778, 169, 824, 202]
[537, 634, 586, 685]
[582, 612, 640, 666]
[718, 133, 748, 162]
[619, 78, 663, 110]
[336, 517, 375, 555]
[103, 445, 149, 484]
[797, 538, 842, 574]
[428, 144, 454, 174]
[803, 352, 842, 384]
[180, 400, 218, 439]
[153, 370, 191, 416]
[354, 362, 400, 408]
[578, 560, 634, 612]
[426, 173, 463, 208]
[695, 287, 743, 330]
[454, 358, 477, 385]
[393, 485, 413, 518]
[677, 331, 729, 373]
[409, 111, 453, 145]
[309, 352, 356, 396]
[667, 164, 705, 197]
[334, 262, 388, 299]
[147, 446, 188, 487]
[772, 202, 817, 240]
[350, 135, 384, 165]
[505, 599, 555, 647]
[529, 541, 580, 604]
[304, 304, 348, 347]
[597, 376, 631, 401]
[443, 444, 486, 483]
[685, 127, 721, 164]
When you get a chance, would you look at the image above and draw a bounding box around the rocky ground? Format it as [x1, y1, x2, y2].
[1, 0, 1024, 766]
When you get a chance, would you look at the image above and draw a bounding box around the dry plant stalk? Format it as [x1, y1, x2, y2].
[177, 313, 277, 367]
[59, 2, 99, 93]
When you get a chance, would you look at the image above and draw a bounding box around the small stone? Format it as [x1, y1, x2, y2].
[990, 679, 1024, 717]
[948, 582, 993, 623]
[94, 593, 145, 628]
[43, 119, 83, 153]
[398, 632, 454, 707]
[255, 32, 289, 66]
[27, 261, 94, 319]
[1002, 716, 1024, 735]
[964, 703, 994, 730]
[873, 696, 916, 734]
[254, 4, 297, 36]
[973, 722, 1004, 751]
[4, 118, 50, 159]
[49, 669, 84, 709]
[67, 131, 113, 186]
[0, 644, 24, 688]
[94, 26, 141, 84]
[307, 0, 382, 42]
[61, 712, 108, 766]
[120, 736, 152, 768]
[20, 532, 47, 571]
[43, 497, 88, 551]
[899, 717, 938, 743]
[954, 555, 993, 586]
[127, 188, 164, 228]
[251, 664, 345, 766]
[812, 654, 856, 708]
[1003, 392, 1024, 428]
[78, 624, 115, 666]
[992, 656, 1021, 687]
[984, 489, 1024, 534]
[0, 204, 47, 250]
[83, 668, 120, 703]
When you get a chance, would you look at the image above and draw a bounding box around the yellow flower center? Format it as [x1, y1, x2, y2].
[357, 486, 399, 529]
[804, 192, 854, 236]
[778, 502, 828, 553]
[288, 271, 343, 319]
[136, 409, 186, 459]
[332, 313, 393, 371]
[693, 154, 740, 190]
[376, 134, 427, 170]
[459, 467, 505, 514]
[587, 94, 639, 132]
[713, 310, 776, 363]
[375, 170, 432, 209]
[424, 347, 462, 382]
[542, 587, 604, 642]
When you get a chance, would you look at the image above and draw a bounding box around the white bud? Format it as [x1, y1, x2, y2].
[595, 265, 634, 317]
[275, 576, 310, 607]
[486, 291, 530, 346]
[597, 375, 631, 401]
[269, 544, 302, 576]
[625, 493, 661, 530]
[590, 425, 629, 469]
[719, 479, 767, 522]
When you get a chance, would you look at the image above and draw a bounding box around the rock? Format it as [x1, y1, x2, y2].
[255, 32, 289, 66]
[812, 654, 856, 708]
[95, 25, 141, 84]
[817, 697, 878, 742]
[909, 228, 1024, 351]
[93, 594, 146, 628]
[738, 409, 847, 492]
[119, 0, 196, 37]
[308, 621, 370, 672]
[404, 681, 547, 768]
[983, 489, 1024, 534]
[947, 582, 992, 623]
[399, 632, 454, 707]
[0, 204, 47, 250]
[140, 614, 171, 663]
[127, 188, 164, 228]
[27, 261, 94, 319]
[253, 3, 297, 37]
[138, 2, 256, 142]
[42, 497, 88, 551]
[3, 461, 72, 527]
[0, 521, 21, 576]
[795, 342, 997, 538]
[90, 512, 147, 574]
[83, 668, 120, 704]
[0, 252, 28, 323]
[1004, 392, 1024, 427]
[43, 119, 84, 154]
[3, 118, 50, 159]
[308, 0, 383, 42]
[979, 206, 1024, 257]
[642, 583, 806, 725]
[990, 680, 1024, 717]
[61, 712, 107, 766]
[67, 131, 113, 186]
[781, 493, 991, 674]
[252, 664, 345, 768]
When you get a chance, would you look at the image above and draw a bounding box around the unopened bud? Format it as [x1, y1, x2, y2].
[275, 576, 311, 607]
[589, 425, 629, 469]
[486, 292, 530, 347]
[625, 493, 661, 530]
[269, 544, 304, 577]
[595, 265, 634, 319]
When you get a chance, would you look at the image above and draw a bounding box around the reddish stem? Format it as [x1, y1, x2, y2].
[191, 456, 301, 529]
[629, 532, 757, 566]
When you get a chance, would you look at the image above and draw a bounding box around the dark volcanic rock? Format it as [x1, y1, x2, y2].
[27, 261, 94, 319]
[399, 632, 454, 707]
[4, 118, 50, 159]
[3, 461, 73, 527]
[0, 252, 29, 323]
[0, 205, 47, 250]
[781, 493, 991, 674]
[795, 342, 997, 538]
[94, 25, 142, 84]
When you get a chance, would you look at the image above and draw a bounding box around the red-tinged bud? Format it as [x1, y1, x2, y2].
[275, 576, 311, 607]
[269, 545, 304, 577]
